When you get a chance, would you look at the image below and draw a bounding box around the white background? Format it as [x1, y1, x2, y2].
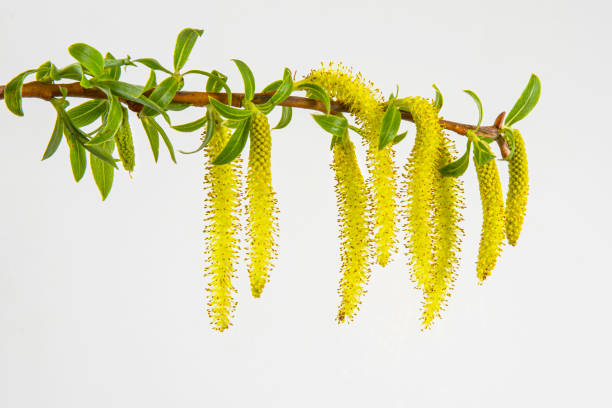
[1, 1, 610, 406]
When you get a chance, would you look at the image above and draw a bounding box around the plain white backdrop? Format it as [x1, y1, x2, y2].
[1, 0, 610, 406]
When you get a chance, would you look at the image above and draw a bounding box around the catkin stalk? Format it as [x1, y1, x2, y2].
[246, 112, 279, 298]
[332, 134, 371, 323]
[505, 130, 529, 246]
[204, 124, 242, 331]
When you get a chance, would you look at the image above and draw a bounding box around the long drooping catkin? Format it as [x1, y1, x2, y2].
[203, 124, 242, 331]
[475, 158, 505, 282]
[305, 63, 399, 267]
[401, 97, 444, 290]
[331, 134, 371, 323]
[505, 130, 529, 246]
[421, 137, 465, 329]
[115, 106, 135, 172]
[246, 111, 279, 298]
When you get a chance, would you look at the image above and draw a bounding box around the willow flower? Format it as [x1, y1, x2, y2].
[203, 123, 242, 331]
[331, 134, 371, 323]
[115, 106, 135, 172]
[305, 63, 399, 266]
[421, 137, 465, 329]
[505, 130, 529, 246]
[400, 96, 444, 290]
[475, 158, 505, 282]
[246, 111, 279, 298]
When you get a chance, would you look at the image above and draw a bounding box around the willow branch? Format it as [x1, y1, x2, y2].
[0, 81, 510, 157]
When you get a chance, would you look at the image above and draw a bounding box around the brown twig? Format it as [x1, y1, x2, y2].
[0, 81, 510, 157]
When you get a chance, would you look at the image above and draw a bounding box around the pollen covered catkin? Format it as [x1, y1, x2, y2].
[331, 135, 371, 323]
[475, 158, 505, 282]
[505, 130, 529, 246]
[401, 97, 444, 290]
[204, 124, 242, 331]
[115, 107, 135, 172]
[246, 111, 279, 298]
[305, 63, 399, 267]
[421, 137, 465, 329]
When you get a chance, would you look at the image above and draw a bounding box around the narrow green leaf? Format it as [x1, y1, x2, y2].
[141, 116, 159, 162]
[173, 28, 204, 72]
[262, 80, 282, 92]
[209, 98, 251, 120]
[206, 70, 228, 93]
[104, 52, 121, 80]
[440, 140, 471, 177]
[42, 114, 64, 160]
[68, 43, 104, 77]
[133, 58, 172, 74]
[464, 89, 483, 129]
[504, 74, 541, 126]
[273, 106, 292, 129]
[393, 131, 408, 145]
[88, 95, 122, 145]
[142, 69, 157, 94]
[90, 140, 115, 200]
[36, 61, 59, 83]
[502, 127, 517, 161]
[473, 138, 496, 167]
[433, 84, 443, 110]
[312, 114, 348, 138]
[166, 102, 189, 111]
[4, 70, 36, 116]
[67, 99, 107, 127]
[212, 117, 251, 165]
[93, 79, 170, 123]
[141, 76, 180, 116]
[151, 119, 176, 163]
[258, 68, 293, 111]
[65, 128, 87, 182]
[57, 63, 83, 81]
[202, 108, 216, 147]
[297, 83, 331, 113]
[172, 115, 207, 132]
[232, 59, 255, 101]
[378, 104, 402, 150]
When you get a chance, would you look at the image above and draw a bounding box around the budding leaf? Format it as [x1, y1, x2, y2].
[504, 73, 541, 127]
[42, 114, 65, 161]
[378, 103, 401, 150]
[440, 140, 471, 177]
[133, 58, 172, 74]
[4, 70, 36, 116]
[433, 84, 443, 110]
[68, 43, 105, 77]
[173, 28, 204, 72]
[473, 138, 496, 167]
[88, 95, 122, 145]
[232, 59, 255, 101]
[90, 140, 115, 200]
[257, 68, 293, 112]
[312, 114, 348, 138]
[206, 70, 228, 93]
[464, 89, 483, 129]
[209, 98, 251, 120]
[296, 83, 331, 114]
[212, 117, 251, 165]
[274, 106, 292, 129]
[393, 131, 408, 145]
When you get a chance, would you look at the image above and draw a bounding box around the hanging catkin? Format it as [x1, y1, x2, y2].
[246, 111, 279, 298]
[505, 130, 529, 246]
[115, 106, 135, 172]
[331, 134, 371, 323]
[203, 124, 242, 331]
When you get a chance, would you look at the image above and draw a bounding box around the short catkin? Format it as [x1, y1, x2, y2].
[475, 158, 505, 282]
[115, 107, 135, 172]
[203, 124, 242, 331]
[306, 63, 399, 267]
[505, 130, 529, 246]
[331, 134, 371, 323]
[246, 111, 279, 298]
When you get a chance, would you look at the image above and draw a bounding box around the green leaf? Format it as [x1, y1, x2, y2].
[209, 98, 251, 120]
[502, 127, 517, 161]
[464, 90, 483, 129]
[179, 111, 214, 154]
[133, 58, 172, 74]
[57, 63, 83, 81]
[504, 73, 541, 126]
[93, 79, 170, 123]
[141, 76, 180, 116]
[104, 52, 121, 80]
[262, 80, 283, 93]
[173, 28, 204, 72]
[141, 116, 159, 162]
[473, 137, 496, 167]
[68, 43, 104, 77]
[36, 61, 60, 83]
[296, 83, 331, 113]
[151, 119, 176, 163]
[67, 99, 107, 127]
[212, 117, 251, 165]
[88, 95, 122, 145]
[393, 131, 408, 145]
[142, 69, 157, 94]
[433, 84, 443, 110]
[4, 70, 36, 116]
[440, 140, 471, 177]
[206, 70, 228, 93]
[171, 115, 207, 132]
[378, 104, 402, 150]
[232, 59, 255, 101]
[64, 127, 87, 182]
[312, 114, 348, 138]
[166, 102, 189, 111]
[90, 140, 115, 200]
[41, 114, 64, 160]
[258, 68, 293, 112]
[273, 106, 292, 129]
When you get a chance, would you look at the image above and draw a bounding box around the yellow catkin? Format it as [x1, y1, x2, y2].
[203, 124, 242, 331]
[505, 130, 529, 246]
[246, 111, 279, 298]
[115, 107, 135, 172]
[401, 97, 444, 290]
[421, 137, 465, 329]
[475, 158, 505, 282]
[331, 135, 371, 323]
[305, 63, 399, 267]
